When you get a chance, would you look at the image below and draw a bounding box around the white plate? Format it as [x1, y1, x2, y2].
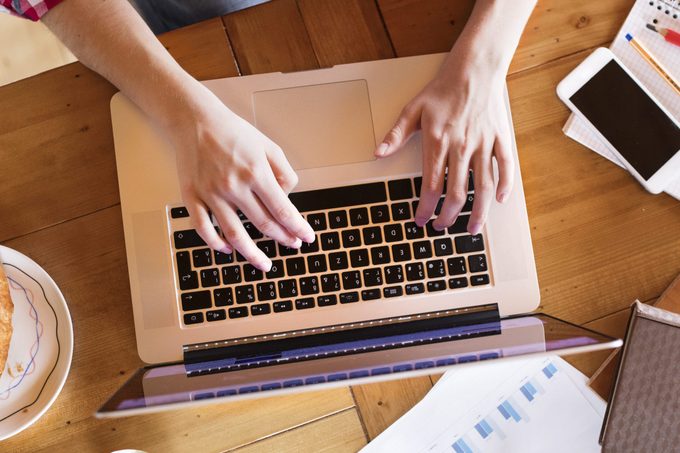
[0, 245, 73, 441]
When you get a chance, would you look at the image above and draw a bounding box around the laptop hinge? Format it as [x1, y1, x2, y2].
[182, 304, 500, 369]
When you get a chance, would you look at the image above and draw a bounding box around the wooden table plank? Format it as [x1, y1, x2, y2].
[222, 0, 319, 74]
[297, 0, 395, 67]
[231, 408, 367, 453]
[0, 18, 237, 244]
[1, 206, 356, 452]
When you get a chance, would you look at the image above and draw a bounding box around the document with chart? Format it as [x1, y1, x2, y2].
[361, 356, 605, 453]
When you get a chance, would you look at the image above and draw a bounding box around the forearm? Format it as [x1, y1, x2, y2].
[42, 0, 208, 131]
[443, 0, 536, 77]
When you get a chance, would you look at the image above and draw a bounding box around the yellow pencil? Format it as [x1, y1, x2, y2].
[625, 33, 680, 96]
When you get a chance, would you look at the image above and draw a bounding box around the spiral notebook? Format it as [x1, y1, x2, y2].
[563, 0, 680, 200]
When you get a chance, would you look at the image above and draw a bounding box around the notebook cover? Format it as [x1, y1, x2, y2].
[600, 302, 680, 451]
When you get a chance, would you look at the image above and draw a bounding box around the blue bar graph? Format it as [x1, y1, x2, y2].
[520, 385, 534, 402]
[500, 401, 521, 422]
[497, 403, 511, 420]
[542, 362, 558, 379]
[452, 437, 474, 453]
[474, 423, 488, 439]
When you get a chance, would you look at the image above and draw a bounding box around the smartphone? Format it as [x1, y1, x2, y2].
[557, 47, 680, 194]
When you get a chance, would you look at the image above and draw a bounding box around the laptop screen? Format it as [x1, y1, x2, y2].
[97, 313, 618, 417]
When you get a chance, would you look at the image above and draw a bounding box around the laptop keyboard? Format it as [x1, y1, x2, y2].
[170, 175, 491, 326]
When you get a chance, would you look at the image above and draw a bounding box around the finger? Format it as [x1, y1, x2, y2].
[185, 195, 231, 253]
[254, 169, 315, 243]
[493, 134, 514, 203]
[414, 129, 447, 226]
[266, 144, 299, 194]
[210, 198, 272, 272]
[231, 190, 303, 249]
[375, 103, 422, 158]
[433, 150, 471, 230]
[468, 150, 495, 236]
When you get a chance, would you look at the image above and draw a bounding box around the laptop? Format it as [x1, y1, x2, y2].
[97, 53, 621, 417]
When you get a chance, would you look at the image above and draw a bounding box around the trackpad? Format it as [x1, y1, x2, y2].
[252, 80, 376, 170]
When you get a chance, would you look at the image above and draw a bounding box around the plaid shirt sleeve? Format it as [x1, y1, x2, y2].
[0, 0, 64, 21]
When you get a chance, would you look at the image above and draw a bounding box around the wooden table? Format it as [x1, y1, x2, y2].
[2, 0, 679, 451]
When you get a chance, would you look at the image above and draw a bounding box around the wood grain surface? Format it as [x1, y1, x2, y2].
[1, 0, 678, 451]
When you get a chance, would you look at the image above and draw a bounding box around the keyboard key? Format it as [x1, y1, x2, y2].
[320, 232, 341, 251]
[449, 277, 469, 289]
[388, 178, 413, 200]
[384, 265, 404, 284]
[286, 257, 306, 276]
[278, 279, 299, 298]
[471, 274, 490, 286]
[391, 243, 412, 262]
[349, 207, 370, 226]
[383, 224, 404, 242]
[289, 182, 387, 213]
[405, 222, 425, 240]
[235, 285, 255, 304]
[184, 312, 204, 325]
[448, 215, 470, 234]
[405, 283, 425, 295]
[243, 264, 264, 282]
[296, 298, 315, 310]
[413, 241, 433, 259]
[251, 303, 271, 316]
[192, 248, 212, 267]
[236, 251, 247, 262]
[200, 268, 221, 287]
[383, 286, 403, 298]
[228, 306, 249, 318]
[278, 244, 298, 256]
[257, 282, 277, 301]
[317, 295, 338, 307]
[426, 220, 446, 237]
[206, 309, 227, 322]
[426, 259, 446, 279]
[427, 280, 447, 292]
[434, 197, 445, 215]
[257, 240, 277, 258]
[181, 290, 211, 311]
[243, 222, 263, 239]
[213, 288, 233, 306]
[370, 246, 390, 265]
[222, 266, 242, 284]
[300, 240, 320, 254]
[433, 238, 454, 256]
[361, 289, 381, 300]
[455, 234, 485, 253]
[307, 212, 327, 231]
[370, 205, 390, 224]
[350, 249, 370, 267]
[405, 262, 425, 281]
[462, 194, 474, 212]
[391, 202, 411, 221]
[340, 292, 360, 304]
[363, 268, 383, 287]
[176, 251, 192, 274]
[214, 250, 233, 265]
[414, 176, 422, 197]
[341, 229, 362, 248]
[266, 260, 285, 279]
[447, 257, 467, 275]
[362, 227, 382, 245]
[328, 210, 348, 229]
[342, 271, 362, 290]
[306, 254, 327, 273]
[273, 300, 293, 312]
[321, 273, 341, 293]
[174, 230, 206, 249]
[329, 251, 349, 270]
[468, 254, 488, 273]
[170, 206, 189, 218]
[300, 276, 320, 295]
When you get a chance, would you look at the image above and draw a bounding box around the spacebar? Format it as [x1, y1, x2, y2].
[289, 182, 387, 212]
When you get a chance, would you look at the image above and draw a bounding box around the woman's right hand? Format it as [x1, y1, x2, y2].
[171, 88, 315, 272]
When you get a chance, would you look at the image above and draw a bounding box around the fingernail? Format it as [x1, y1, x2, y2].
[468, 223, 481, 235]
[375, 142, 389, 157]
[415, 217, 428, 227]
[290, 238, 302, 248]
[433, 223, 445, 231]
[260, 260, 272, 273]
[303, 233, 316, 243]
[499, 192, 508, 203]
[221, 246, 232, 254]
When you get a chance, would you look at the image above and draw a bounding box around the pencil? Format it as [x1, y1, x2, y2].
[646, 23, 680, 48]
[625, 33, 680, 96]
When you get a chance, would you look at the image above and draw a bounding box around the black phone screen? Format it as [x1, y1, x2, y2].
[569, 59, 680, 180]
